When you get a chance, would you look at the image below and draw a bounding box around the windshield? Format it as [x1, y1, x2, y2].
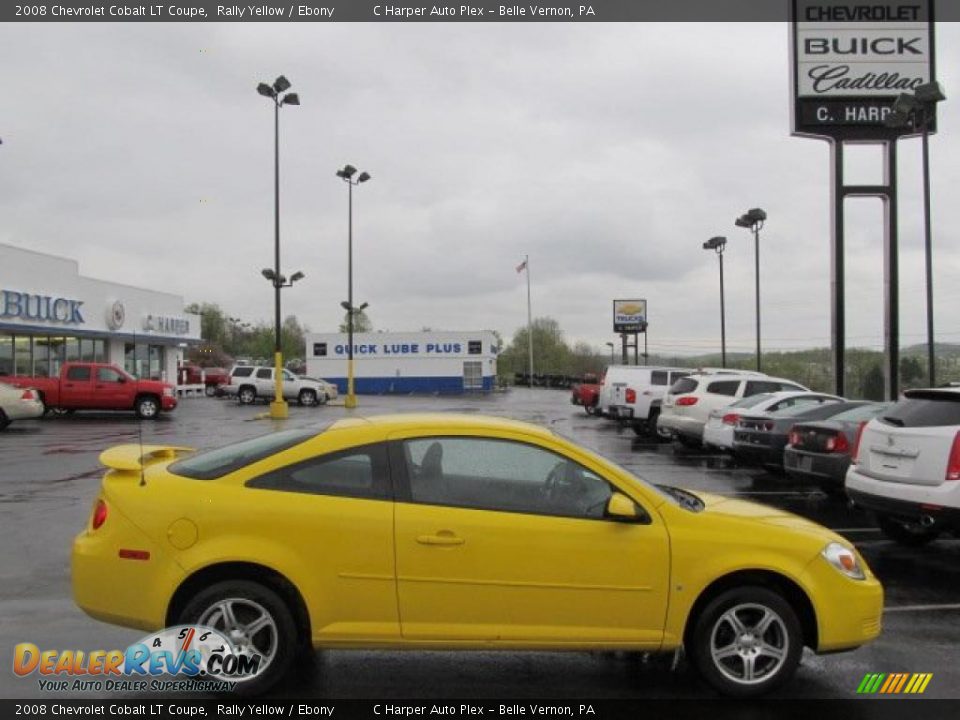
[829, 403, 890, 423]
[770, 399, 843, 418]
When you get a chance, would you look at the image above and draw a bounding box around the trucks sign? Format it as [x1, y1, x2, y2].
[790, 0, 936, 139]
[613, 299, 647, 334]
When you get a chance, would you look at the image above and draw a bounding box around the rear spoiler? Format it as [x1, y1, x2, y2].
[99, 445, 195, 471]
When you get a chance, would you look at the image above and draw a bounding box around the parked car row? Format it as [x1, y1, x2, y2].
[588, 365, 960, 547]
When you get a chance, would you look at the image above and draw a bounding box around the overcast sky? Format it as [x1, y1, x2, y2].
[2, 21, 958, 357]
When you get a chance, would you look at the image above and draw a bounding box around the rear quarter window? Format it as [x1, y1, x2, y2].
[169, 428, 324, 480]
[879, 393, 960, 428]
[670, 377, 699, 394]
[231, 367, 254, 378]
[706, 380, 739, 397]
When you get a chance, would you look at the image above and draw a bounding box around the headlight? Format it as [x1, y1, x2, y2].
[163, 388, 174, 397]
[822, 542, 865, 580]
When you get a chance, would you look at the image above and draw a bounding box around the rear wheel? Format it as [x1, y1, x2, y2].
[877, 514, 941, 547]
[298, 389, 318, 407]
[204, 384, 217, 397]
[135, 395, 160, 419]
[0, 409, 9, 431]
[688, 586, 802, 697]
[177, 580, 296, 697]
[238, 386, 257, 405]
[585, 401, 599, 416]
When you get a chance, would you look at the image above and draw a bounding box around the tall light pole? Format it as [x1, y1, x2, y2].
[605, 341, 614, 365]
[886, 82, 946, 387]
[257, 75, 300, 419]
[336, 164, 371, 409]
[735, 208, 767, 372]
[703, 236, 728, 368]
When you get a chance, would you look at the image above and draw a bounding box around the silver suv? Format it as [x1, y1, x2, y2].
[846, 388, 960, 546]
[221, 365, 328, 407]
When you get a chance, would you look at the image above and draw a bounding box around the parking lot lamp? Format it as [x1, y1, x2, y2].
[702, 236, 728, 368]
[735, 208, 766, 372]
[885, 82, 946, 386]
[336, 164, 372, 409]
[605, 341, 615, 365]
[257, 75, 300, 419]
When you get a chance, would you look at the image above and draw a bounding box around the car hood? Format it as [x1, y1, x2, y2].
[694, 490, 843, 542]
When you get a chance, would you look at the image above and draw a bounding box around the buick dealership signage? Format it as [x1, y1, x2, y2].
[613, 299, 647, 334]
[791, 0, 936, 139]
[0, 289, 85, 325]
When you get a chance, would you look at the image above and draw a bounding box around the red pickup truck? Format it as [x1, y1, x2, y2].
[177, 363, 229, 396]
[570, 373, 602, 415]
[7, 362, 177, 419]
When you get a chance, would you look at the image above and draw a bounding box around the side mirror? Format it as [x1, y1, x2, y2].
[605, 493, 647, 523]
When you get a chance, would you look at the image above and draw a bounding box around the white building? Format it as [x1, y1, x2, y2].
[0, 243, 201, 382]
[306, 331, 499, 394]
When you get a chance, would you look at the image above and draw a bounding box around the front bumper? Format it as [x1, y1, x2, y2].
[801, 552, 884, 653]
[161, 395, 178, 411]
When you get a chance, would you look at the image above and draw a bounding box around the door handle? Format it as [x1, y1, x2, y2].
[416, 532, 464, 546]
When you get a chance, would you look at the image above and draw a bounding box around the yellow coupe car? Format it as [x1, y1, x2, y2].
[72, 414, 882, 696]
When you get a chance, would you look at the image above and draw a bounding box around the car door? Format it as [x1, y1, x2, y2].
[391, 432, 670, 646]
[244, 442, 400, 640]
[60, 365, 94, 407]
[93, 366, 132, 409]
[281, 369, 299, 399]
[254, 367, 273, 396]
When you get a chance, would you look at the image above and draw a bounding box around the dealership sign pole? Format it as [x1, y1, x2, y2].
[790, 0, 936, 399]
[613, 299, 647, 366]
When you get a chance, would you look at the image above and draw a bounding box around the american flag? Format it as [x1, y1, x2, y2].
[516, 259, 527, 273]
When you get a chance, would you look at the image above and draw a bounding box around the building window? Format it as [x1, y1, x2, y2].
[33, 337, 51, 377]
[463, 361, 483, 390]
[313, 343, 327, 357]
[14, 336, 31, 376]
[0, 335, 12, 376]
[468, 340, 482, 355]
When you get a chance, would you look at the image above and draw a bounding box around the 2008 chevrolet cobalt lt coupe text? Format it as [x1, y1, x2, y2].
[72, 414, 882, 696]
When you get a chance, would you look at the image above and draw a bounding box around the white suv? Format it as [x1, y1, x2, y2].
[846, 388, 960, 546]
[657, 372, 808, 447]
[222, 366, 329, 407]
[603, 366, 693, 434]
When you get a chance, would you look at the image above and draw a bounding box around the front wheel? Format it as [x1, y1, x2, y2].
[177, 580, 296, 697]
[688, 586, 802, 697]
[238, 386, 257, 405]
[298, 389, 318, 407]
[135, 395, 160, 420]
[877, 514, 941, 547]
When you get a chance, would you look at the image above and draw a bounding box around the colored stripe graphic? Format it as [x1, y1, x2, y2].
[857, 673, 932, 694]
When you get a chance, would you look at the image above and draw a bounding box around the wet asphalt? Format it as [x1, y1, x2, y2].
[1, 388, 958, 700]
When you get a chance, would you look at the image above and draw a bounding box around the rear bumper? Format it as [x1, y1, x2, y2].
[846, 485, 960, 531]
[733, 436, 787, 465]
[657, 413, 704, 441]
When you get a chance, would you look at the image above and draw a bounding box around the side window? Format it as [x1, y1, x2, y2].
[255, 368, 272, 380]
[402, 437, 616, 520]
[97, 367, 122, 383]
[66, 366, 91, 381]
[744, 380, 782, 395]
[282, 370, 296, 381]
[706, 380, 739, 397]
[232, 367, 254, 378]
[650, 371, 669, 386]
[247, 443, 389, 500]
[779, 383, 807, 392]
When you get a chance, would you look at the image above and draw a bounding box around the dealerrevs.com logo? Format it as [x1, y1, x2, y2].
[857, 672, 933, 695]
[12, 625, 265, 692]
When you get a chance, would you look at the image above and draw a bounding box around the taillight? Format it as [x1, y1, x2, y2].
[722, 413, 740, 426]
[676, 396, 698, 406]
[946, 431, 960, 481]
[825, 432, 850, 454]
[788, 428, 801, 446]
[20, 389, 36, 401]
[851, 421, 868, 465]
[91, 499, 108, 530]
[625, 388, 636, 404]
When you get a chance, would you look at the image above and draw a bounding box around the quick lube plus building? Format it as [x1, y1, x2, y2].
[306, 331, 498, 394]
[0, 243, 201, 382]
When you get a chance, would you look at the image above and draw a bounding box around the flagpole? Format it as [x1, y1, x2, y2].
[525, 254, 533, 388]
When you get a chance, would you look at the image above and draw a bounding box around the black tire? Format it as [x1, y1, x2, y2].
[238, 386, 257, 405]
[0, 409, 9, 431]
[584, 402, 599, 416]
[877, 514, 941, 547]
[135, 395, 161, 420]
[177, 580, 297, 697]
[204, 384, 217, 398]
[688, 586, 803, 698]
[298, 389, 318, 407]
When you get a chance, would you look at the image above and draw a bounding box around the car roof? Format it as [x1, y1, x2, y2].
[328, 413, 557, 440]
